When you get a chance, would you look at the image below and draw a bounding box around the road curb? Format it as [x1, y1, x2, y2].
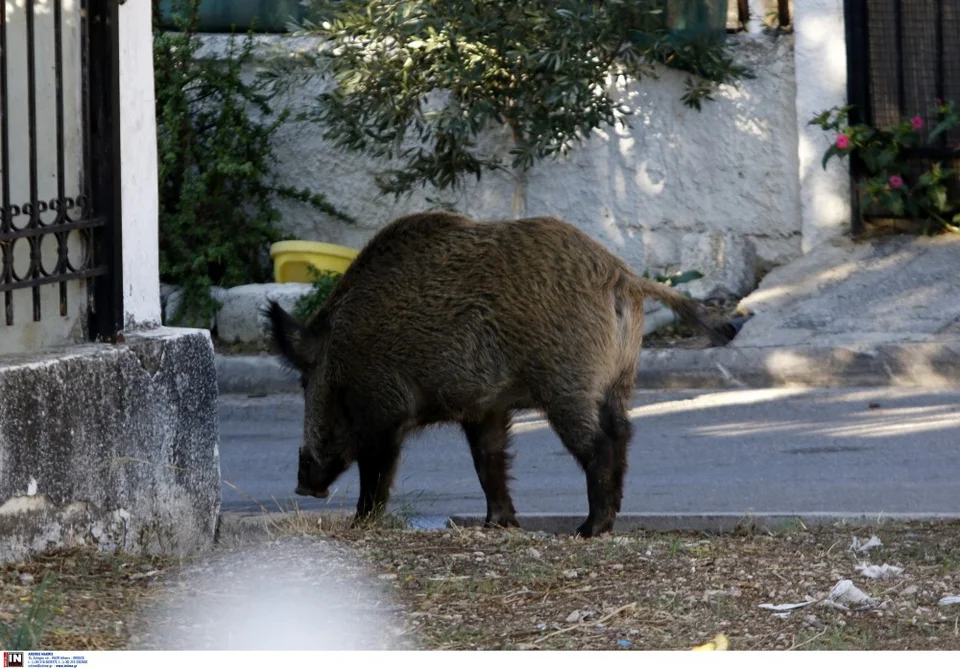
[216, 341, 960, 395]
[215, 510, 960, 542]
[447, 512, 960, 534]
[216, 354, 297, 395]
[637, 341, 960, 389]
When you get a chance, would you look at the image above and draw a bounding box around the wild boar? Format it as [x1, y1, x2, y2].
[265, 211, 731, 537]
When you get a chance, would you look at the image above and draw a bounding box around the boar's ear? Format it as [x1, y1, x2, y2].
[262, 300, 318, 372]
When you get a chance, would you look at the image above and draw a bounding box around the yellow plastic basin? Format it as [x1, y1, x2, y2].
[269, 241, 359, 284]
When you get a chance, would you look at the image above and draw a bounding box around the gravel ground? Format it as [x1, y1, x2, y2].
[3, 516, 960, 651]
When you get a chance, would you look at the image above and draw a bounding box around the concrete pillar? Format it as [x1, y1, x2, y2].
[119, 0, 162, 327]
[793, 0, 853, 252]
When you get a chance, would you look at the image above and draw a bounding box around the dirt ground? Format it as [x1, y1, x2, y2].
[3, 517, 960, 651]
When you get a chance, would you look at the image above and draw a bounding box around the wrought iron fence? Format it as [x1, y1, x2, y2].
[845, 0, 960, 231]
[0, 0, 122, 342]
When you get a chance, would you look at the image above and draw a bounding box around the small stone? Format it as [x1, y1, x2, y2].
[19, 573, 34, 585]
[566, 610, 581, 623]
[526, 548, 542, 559]
[562, 569, 578, 579]
[611, 563, 624, 571]
[536, 623, 547, 631]
[902, 585, 919, 596]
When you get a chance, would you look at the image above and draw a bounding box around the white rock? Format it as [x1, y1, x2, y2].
[216, 283, 314, 343]
[680, 231, 758, 301]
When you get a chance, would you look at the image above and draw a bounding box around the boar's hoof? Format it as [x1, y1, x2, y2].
[576, 516, 615, 539]
[294, 485, 328, 498]
[484, 517, 520, 530]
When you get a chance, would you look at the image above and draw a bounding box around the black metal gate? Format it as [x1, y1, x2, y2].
[0, 0, 123, 344]
[844, 0, 960, 232]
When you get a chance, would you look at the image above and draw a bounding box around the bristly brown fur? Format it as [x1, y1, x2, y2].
[265, 211, 735, 538]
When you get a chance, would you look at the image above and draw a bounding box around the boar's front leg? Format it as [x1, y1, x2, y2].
[353, 428, 403, 526]
[462, 409, 519, 529]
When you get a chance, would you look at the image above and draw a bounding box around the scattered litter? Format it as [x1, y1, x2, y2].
[938, 596, 960, 607]
[851, 535, 883, 553]
[565, 610, 581, 623]
[759, 600, 814, 612]
[377, 574, 398, 581]
[855, 563, 904, 580]
[535, 623, 547, 631]
[901, 585, 918, 596]
[129, 570, 160, 581]
[561, 569, 578, 579]
[691, 634, 729, 651]
[525, 548, 542, 559]
[617, 640, 633, 648]
[803, 615, 826, 631]
[773, 612, 791, 619]
[19, 573, 34, 586]
[825, 579, 877, 610]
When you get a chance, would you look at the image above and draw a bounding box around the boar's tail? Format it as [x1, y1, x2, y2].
[626, 274, 735, 347]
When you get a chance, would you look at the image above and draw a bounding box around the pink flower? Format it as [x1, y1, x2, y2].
[889, 175, 904, 189]
[911, 115, 924, 130]
[835, 134, 851, 149]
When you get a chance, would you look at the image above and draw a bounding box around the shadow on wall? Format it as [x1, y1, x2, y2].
[239, 33, 802, 287]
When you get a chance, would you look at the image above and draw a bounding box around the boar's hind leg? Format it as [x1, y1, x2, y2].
[547, 399, 619, 538]
[462, 409, 519, 529]
[354, 428, 403, 526]
[599, 385, 633, 515]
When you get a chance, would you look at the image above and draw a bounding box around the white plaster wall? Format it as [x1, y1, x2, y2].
[203, 31, 804, 283]
[0, 0, 87, 355]
[793, 0, 852, 252]
[119, 0, 161, 328]
[0, 0, 160, 354]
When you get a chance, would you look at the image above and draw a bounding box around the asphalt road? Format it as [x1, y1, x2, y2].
[217, 387, 960, 518]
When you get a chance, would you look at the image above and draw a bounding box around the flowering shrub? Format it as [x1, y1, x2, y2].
[810, 99, 960, 232]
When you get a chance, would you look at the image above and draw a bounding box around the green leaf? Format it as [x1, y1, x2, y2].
[929, 185, 949, 212]
[861, 150, 879, 173]
[657, 269, 703, 286]
[928, 117, 957, 141]
[821, 145, 842, 170]
[875, 148, 897, 169]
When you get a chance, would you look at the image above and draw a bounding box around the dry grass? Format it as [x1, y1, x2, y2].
[0, 549, 175, 650]
[3, 517, 960, 650]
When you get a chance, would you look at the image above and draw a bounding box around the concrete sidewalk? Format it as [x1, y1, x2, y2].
[216, 234, 960, 394]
